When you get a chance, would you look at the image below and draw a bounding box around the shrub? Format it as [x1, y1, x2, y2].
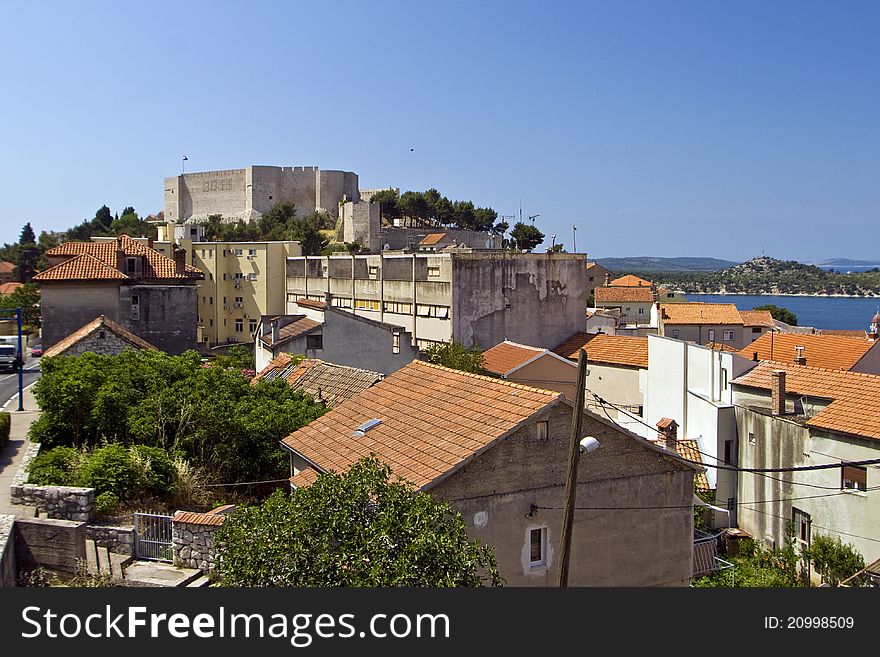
[0, 412, 9, 446]
[76, 444, 140, 500]
[94, 491, 120, 515]
[130, 445, 177, 498]
[26, 446, 81, 486]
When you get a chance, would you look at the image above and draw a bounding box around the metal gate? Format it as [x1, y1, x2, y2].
[134, 512, 173, 562]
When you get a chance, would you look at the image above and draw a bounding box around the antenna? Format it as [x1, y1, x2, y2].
[528, 214, 540, 225]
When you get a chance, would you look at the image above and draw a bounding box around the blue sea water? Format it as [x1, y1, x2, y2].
[684, 294, 880, 331]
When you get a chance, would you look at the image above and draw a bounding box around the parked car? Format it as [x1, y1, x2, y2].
[30, 344, 42, 357]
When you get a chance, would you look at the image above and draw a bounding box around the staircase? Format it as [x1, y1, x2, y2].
[85, 539, 133, 582]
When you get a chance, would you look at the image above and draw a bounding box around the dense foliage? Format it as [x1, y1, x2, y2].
[29, 350, 327, 484]
[201, 205, 332, 254]
[802, 534, 865, 587]
[753, 304, 798, 326]
[642, 256, 880, 296]
[371, 188, 500, 232]
[0, 283, 41, 327]
[692, 535, 808, 588]
[509, 222, 545, 252]
[423, 341, 489, 375]
[214, 457, 502, 587]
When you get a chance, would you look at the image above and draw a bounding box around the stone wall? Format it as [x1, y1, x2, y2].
[86, 525, 134, 556]
[52, 329, 143, 357]
[172, 518, 222, 572]
[0, 515, 15, 587]
[11, 485, 95, 522]
[14, 517, 86, 575]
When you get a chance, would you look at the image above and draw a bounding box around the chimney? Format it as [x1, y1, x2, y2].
[271, 319, 279, 345]
[656, 418, 678, 451]
[771, 370, 786, 416]
[116, 246, 125, 274]
[604, 272, 611, 286]
[752, 351, 759, 362]
[794, 345, 806, 366]
[174, 247, 186, 275]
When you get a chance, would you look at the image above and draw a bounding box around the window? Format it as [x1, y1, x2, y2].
[306, 334, 323, 350]
[672, 329, 680, 339]
[416, 304, 450, 318]
[355, 299, 381, 311]
[638, 307, 645, 315]
[842, 465, 867, 492]
[752, 327, 762, 334]
[333, 296, 352, 309]
[234, 272, 243, 279]
[392, 332, 401, 354]
[708, 329, 716, 342]
[792, 507, 811, 545]
[234, 319, 243, 332]
[248, 249, 257, 256]
[234, 296, 244, 308]
[529, 527, 547, 568]
[748, 432, 756, 445]
[536, 421, 549, 441]
[721, 368, 729, 390]
[723, 329, 735, 342]
[209, 319, 213, 327]
[125, 257, 142, 277]
[723, 439, 736, 465]
[249, 319, 257, 334]
[427, 266, 441, 278]
[384, 301, 412, 315]
[131, 295, 140, 321]
[248, 273, 257, 281]
[209, 296, 213, 305]
[368, 266, 379, 280]
[233, 248, 243, 256]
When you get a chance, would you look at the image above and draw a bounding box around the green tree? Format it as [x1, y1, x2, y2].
[423, 340, 489, 375]
[0, 283, 40, 326]
[803, 534, 865, 586]
[509, 222, 545, 252]
[548, 243, 565, 253]
[371, 189, 401, 225]
[753, 304, 797, 326]
[19, 223, 36, 245]
[213, 457, 502, 587]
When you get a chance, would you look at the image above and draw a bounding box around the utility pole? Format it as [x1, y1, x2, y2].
[557, 348, 588, 587]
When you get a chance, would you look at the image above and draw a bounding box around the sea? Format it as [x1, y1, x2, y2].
[684, 294, 879, 331]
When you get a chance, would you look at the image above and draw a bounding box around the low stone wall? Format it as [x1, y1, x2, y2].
[14, 517, 86, 575]
[11, 484, 95, 522]
[10, 441, 96, 522]
[0, 515, 15, 587]
[172, 513, 224, 572]
[86, 524, 134, 556]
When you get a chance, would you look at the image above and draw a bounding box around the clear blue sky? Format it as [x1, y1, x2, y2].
[1, 0, 877, 262]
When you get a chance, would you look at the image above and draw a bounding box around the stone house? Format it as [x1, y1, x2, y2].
[34, 234, 202, 354]
[280, 360, 699, 586]
[659, 302, 747, 350]
[732, 362, 880, 567]
[42, 315, 158, 359]
[481, 340, 578, 399]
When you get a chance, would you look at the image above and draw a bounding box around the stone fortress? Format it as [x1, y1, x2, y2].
[164, 164, 500, 253]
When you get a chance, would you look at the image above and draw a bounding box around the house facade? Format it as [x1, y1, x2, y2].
[659, 302, 747, 350]
[280, 361, 698, 586]
[481, 340, 578, 399]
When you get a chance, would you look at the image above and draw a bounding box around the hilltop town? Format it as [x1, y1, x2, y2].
[1, 163, 879, 591]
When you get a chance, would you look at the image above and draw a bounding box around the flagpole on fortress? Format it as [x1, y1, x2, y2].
[182, 155, 188, 175]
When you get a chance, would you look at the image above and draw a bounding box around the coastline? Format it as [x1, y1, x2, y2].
[669, 291, 879, 299]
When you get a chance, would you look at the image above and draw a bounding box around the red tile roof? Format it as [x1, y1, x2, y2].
[481, 340, 546, 376]
[289, 468, 319, 489]
[0, 282, 24, 295]
[737, 332, 876, 371]
[254, 356, 383, 407]
[595, 286, 655, 303]
[295, 298, 327, 310]
[419, 233, 449, 246]
[660, 303, 744, 325]
[553, 332, 649, 368]
[43, 315, 159, 359]
[173, 511, 225, 527]
[259, 316, 322, 347]
[739, 310, 775, 328]
[0, 261, 14, 274]
[281, 360, 563, 489]
[35, 234, 202, 282]
[733, 361, 880, 441]
[672, 440, 710, 493]
[609, 274, 653, 287]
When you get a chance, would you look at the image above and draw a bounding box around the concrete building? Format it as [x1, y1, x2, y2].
[164, 165, 358, 224]
[284, 252, 590, 351]
[153, 225, 302, 351]
[639, 335, 757, 528]
[553, 332, 649, 435]
[481, 340, 578, 399]
[281, 360, 699, 587]
[34, 234, 202, 354]
[737, 331, 880, 375]
[253, 301, 419, 375]
[594, 283, 656, 328]
[659, 302, 747, 350]
[732, 363, 880, 568]
[42, 315, 158, 359]
[739, 309, 776, 346]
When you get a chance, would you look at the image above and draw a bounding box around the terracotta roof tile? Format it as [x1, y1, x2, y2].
[733, 361, 880, 441]
[705, 342, 738, 352]
[295, 298, 327, 310]
[673, 440, 710, 493]
[609, 274, 653, 287]
[419, 233, 449, 246]
[0, 282, 24, 295]
[259, 316, 322, 347]
[0, 261, 15, 274]
[255, 357, 383, 407]
[173, 511, 225, 526]
[660, 303, 744, 325]
[281, 360, 562, 489]
[737, 332, 877, 371]
[595, 286, 655, 303]
[552, 332, 648, 368]
[36, 234, 202, 282]
[43, 315, 159, 358]
[481, 340, 545, 376]
[820, 329, 868, 338]
[739, 310, 775, 328]
[289, 468, 319, 489]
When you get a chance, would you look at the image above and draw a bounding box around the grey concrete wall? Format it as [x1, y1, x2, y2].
[172, 521, 220, 571]
[14, 517, 86, 575]
[452, 254, 590, 350]
[379, 228, 502, 252]
[852, 343, 880, 375]
[314, 308, 418, 375]
[663, 324, 745, 350]
[0, 515, 14, 587]
[40, 285, 121, 349]
[119, 284, 198, 354]
[429, 404, 695, 587]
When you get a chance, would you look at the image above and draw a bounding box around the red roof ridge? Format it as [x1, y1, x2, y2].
[417, 360, 562, 397]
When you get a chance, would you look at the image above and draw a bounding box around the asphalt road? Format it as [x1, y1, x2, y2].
[0, 357, 41, 410]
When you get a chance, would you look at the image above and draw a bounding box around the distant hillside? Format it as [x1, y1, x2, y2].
[595, 256, 739, 272]
[814, 258, 880, 267]
[649, 256, 880, 296]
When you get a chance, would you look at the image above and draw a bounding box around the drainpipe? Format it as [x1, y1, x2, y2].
[682, 341, 688, 440]
[412, 253, 417, 347]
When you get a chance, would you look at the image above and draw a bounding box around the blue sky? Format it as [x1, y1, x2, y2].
[1, 0, 877, 262]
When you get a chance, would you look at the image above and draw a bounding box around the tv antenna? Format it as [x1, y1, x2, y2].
[528, 214, 540, 225]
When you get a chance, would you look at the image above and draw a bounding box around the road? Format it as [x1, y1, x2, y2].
[0, 357, 41, 410]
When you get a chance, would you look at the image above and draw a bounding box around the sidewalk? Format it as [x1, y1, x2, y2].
[0, 387, 40, 516]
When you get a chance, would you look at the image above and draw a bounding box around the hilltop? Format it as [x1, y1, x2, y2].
[644, 256, 880, 296]
[595, 256, 739, 272]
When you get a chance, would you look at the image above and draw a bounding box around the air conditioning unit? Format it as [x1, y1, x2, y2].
[234, 281, 241, 288]
[246, 255, 255, 260]
[234, 302, 244, 308]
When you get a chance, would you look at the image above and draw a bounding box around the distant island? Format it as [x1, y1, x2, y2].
[812, 258, 880, 268]
[595, 256, 739, 272]
[606, 256, 880, 297]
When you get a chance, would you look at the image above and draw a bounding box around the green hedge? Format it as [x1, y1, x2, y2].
[0, 412, 9, 447]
